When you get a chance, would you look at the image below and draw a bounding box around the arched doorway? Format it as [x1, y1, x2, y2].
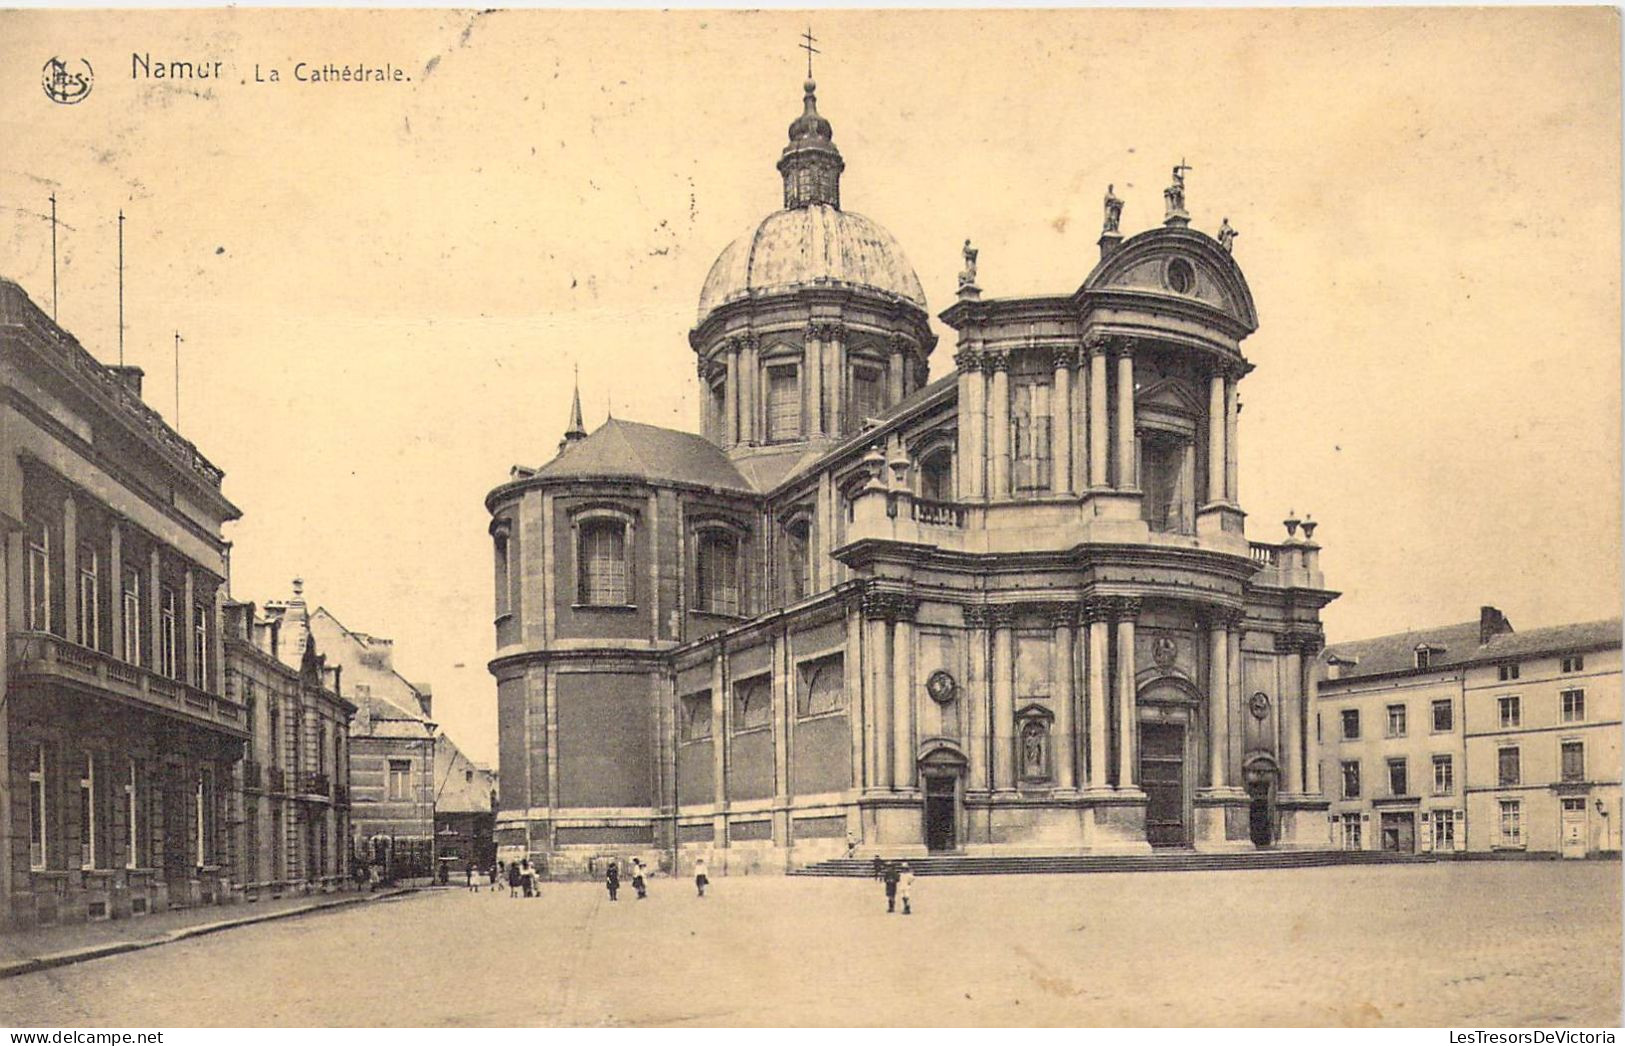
[1138, 678, 1201, 848]
[1242, 752, 1280, 848]
[917, 742, 968, 853]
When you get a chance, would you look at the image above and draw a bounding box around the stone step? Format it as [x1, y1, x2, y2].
[788, 850, 1435, 877]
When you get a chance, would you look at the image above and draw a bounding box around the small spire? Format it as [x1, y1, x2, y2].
[561, 366, 587, 451]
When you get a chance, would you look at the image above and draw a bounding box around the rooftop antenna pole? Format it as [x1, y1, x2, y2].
[49, 193, 58, 322]
[174, 330, 183, 428]
[117, 210, 125, 367]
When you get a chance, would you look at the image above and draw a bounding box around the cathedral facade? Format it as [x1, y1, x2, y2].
[486, 78, 1337, 875]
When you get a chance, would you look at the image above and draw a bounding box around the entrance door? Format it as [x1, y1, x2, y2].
[1380, 812, 1415, 853]
[1560, 798, 1588, 858]
[161, 765, 190, 897]
[924, 774, 956, 852]
[1141, 723, 1186, 847]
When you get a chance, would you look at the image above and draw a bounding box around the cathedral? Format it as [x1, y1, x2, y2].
[485, 75, 1337, 875]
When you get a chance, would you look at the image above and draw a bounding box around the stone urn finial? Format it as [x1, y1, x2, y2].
[1283, 510, 1300, 538]
[1301, 515, 1318, 541]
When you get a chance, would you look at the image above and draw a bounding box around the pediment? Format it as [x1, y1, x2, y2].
[1135, 376, 1203, 415]
[1082, 227, 1259, 333]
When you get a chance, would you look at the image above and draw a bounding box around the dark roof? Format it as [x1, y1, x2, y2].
[532, 417, 751, 491]
[1326, 617, 1620, 679]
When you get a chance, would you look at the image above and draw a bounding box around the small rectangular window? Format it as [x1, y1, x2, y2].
[1561, 689, 1586, 723]
[1386, 704, 1407, 738]
[767, 365, 801, 442]
[1498, 662, 1520, 682]
[1562, 655, 1585, 673]
[1497, 746, 1520, 787]
[1498, 695, 1521, 729]
[26, 518, 50, 632]
[1414, 647, 1431, 670]
[159, 586, 178, 680]
[1432, 755, 1454, 796]
[1341, 709, 1360, 740]
[1341, 760, 1361, 799]
[1561, 741, 1585, 783]
[1499, 799, 1522, 846]
[121, 566, 142, 665]
[1431, 700, 1453, 733]
[1387, 758, 1408, 797]
[387, 759, 412, 802]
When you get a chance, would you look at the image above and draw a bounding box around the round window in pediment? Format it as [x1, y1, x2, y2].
[1165, 258, 1195, 294]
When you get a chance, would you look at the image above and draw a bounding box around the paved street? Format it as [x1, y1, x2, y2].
[1, 861, 1617, 1027]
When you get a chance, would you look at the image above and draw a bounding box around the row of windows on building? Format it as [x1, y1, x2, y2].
[1336, 688, 1588, 742]
[1412, 649, 1587, 676]
[1335, 809, 1461, 851]
[24, 742, 218, 873]
[1338, 739, 1592, 800]
[708, 361, 891, 444]
[678, 653, 845, 742]
[240, 676, 343, 780]
[25, 517, 213, 687]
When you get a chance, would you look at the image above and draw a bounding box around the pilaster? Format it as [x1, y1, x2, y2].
[1082, 597, 1111, 793]
[1051, 346, 1074, 496]
[989, 603, 1016, 793]
[1049, 603, 1077, 792]
[1114, 597, 1142, 793]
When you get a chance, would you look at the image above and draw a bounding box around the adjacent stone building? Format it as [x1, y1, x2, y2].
[486, 79, 1338, 876]
[1319, 608, 1620, 857]
[261, 586, 438, 877]
[224, 598, 354, 897]
[433, 735, 497, 873]
[2, 278, 245, 925]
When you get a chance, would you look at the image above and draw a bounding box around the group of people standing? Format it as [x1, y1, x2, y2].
[603, 857, 710, 901]
[876, 858, 915, 914]
[466, 859, 543, 897]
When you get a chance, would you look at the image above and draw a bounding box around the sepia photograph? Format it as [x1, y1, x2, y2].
[0, 4, 1618, 1031]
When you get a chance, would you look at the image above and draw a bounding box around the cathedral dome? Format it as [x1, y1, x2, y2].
[696, 204, 927, 321]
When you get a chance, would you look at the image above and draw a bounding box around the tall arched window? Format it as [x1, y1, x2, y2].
[695, 530, 741, 616]
[783, 518, 811, 603]
[919, 448, 953, 502]
[578, 519, 629, 605]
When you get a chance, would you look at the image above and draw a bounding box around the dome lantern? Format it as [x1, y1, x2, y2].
[777, 79, 844, 210]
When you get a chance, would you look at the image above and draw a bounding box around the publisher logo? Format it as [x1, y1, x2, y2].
[42, 56, 94, 104]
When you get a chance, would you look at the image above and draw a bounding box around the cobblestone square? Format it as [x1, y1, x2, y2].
[1, 861, 1617, 1027]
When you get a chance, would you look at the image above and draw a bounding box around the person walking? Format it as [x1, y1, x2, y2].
[631, 858, 648, 900]
[882, 862, 900, 913]
[871, 854, 884, 881]
[605, 861, 620, 901]
[520, 859, 535, 898]
[899, 862, 914, 915]
[488, 862, 500, 892]
[693, 857, 709, 898]
[507, 859, 522, 898]
[465, 862, 476, 892]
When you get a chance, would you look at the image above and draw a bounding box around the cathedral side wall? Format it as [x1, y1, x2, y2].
[555, 670, 654, 807]
[495, 674, 528, 814]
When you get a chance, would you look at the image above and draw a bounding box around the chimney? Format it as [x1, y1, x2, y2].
[1479, 605, 1513, 645]
[108, 365, 145, 398]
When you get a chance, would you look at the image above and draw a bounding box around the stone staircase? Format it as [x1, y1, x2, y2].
[790, 848, 1436, 877]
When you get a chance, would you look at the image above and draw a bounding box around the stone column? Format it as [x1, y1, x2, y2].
[1300, 633, 1324, 796]
[1083, 598, 1111, 791]
[955, 347, 986, 501]
[990, 605, 1015, 792]
[109, 522, 123, 659]
[1051, 347, 1074, 495]
[1207, 610, 1232, 790]
[1087, 337, 1109, 489]
[1275, 633, 1301, 795]
[1050, 605, 1076, 791]
[845, 598, 864, 791]
[710, 646, 728, 826]
[740, 333, 759, 446]
[987, 353, 1010, 499]
[864, 591, 893, 791]
[1115, 598, 1141, 789]
[1208, 370, 1226, 504]
[1228, 620, 1245, 782]
[829, 323, 847, 437]
[891, 598, 918, 791]
[147, 548, 161, 672]
[804, 324, 824, 439]
[963, 606, 992, 792]
[1225, 373, 1239, 504]
[62, 496, 78, 644]
[1113, 342, 1137, 489]
[725, 339, 740, 445]
[888, 333, 907, 406]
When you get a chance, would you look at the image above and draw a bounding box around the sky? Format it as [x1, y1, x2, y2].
[1, 8, 1618, 767]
